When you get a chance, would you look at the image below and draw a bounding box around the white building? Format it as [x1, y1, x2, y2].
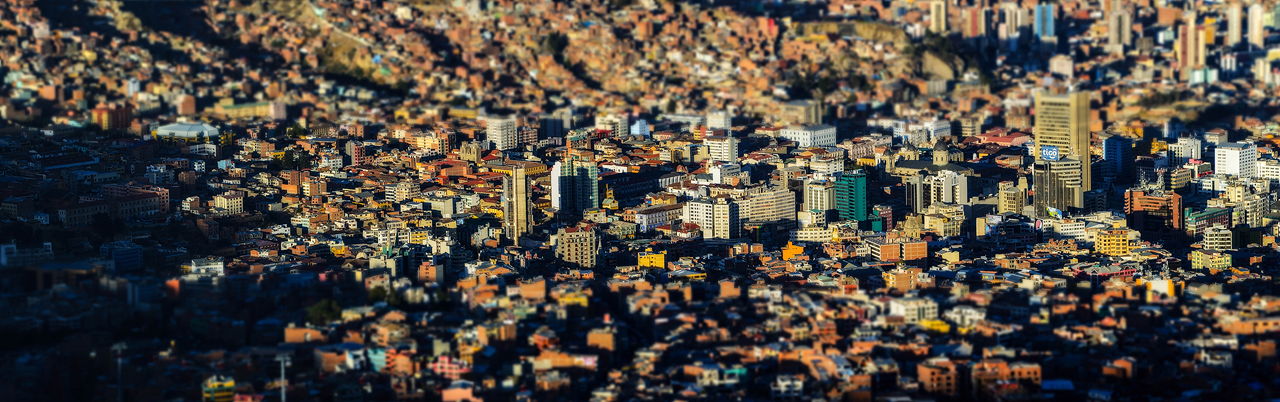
[888, 297, 938, 324]
[803, 180, 836, 214]
[706, 111, 732, 131]
[780, 124, 838, 148]
[485, 115, 519, 150]
[1170, 136, 1203, 166]
[595, 113, 631, 137]
[683, 197, 741, 239]
[630, 118, 650, 137]
[909, 119, 952, 142]
[704, 135, 739, 163]
[1215, 141, 1258, 178]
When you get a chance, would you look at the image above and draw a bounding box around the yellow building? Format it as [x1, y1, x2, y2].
[215, 100, 283, 120]
[1189, 249, 1232, 271]
[1095, 229, 1133, 257]
[919, 319, 951, 334]
[638, 250, 666, 268]
[202, 375, 235, 402]
[782, 242, 806, 261]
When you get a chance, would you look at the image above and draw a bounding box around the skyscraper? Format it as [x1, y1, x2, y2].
[997, 181, 1026, 214]
[503, 165, 533, 244]
[1100, 133, 1134, 184]
[1033, 158, 1085, 215]
[803, 180, 836, 217]
[1228, 2, 1243, 47]
[486, 115, 519, 150]
[1170, 136, 1203, 166]
[684, 197, 741, 239]
[931, 1, 949, 34]
[705, 135, 739, 163]
[551, 154, 599, 214]
[1125, 189, 1184, 245]
[1107, 9, 1132, 51]
[835, 170, 868, 222]
[1033, 91, 1092, 191]
[1034, 4, 1055, 39]
[1215, 141, 1258, 178]
[1249, 3, 1266, 49]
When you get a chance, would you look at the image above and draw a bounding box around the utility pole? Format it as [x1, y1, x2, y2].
[275, 354, 292, 402]
[111, 342, 127, 402]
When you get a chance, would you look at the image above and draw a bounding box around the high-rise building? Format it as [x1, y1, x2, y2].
[1215, 141, 1258, 178]
[1096, 228, 1133, 256]
[1125, 189, 1184, 245]
[1100, 134, 1134, 184]
[386, 181, 419, 203]
[803, 180, 836, 217]
[1170, 136, 1203, 166]
[741, 185, 798, 230]
[1033, 158, 1085, 215]
[705, 135, 739, 163]
[1033, 91, 1092, 191]
[962, 7, 987, 39]
[905, 174, 929, 213]
[905, 171, 970, 213]
[706, 111, 732, 131]
[1178, 11, 1206, 68]
[1229, 2, 1244, 47]
[595, 113, 631, 137]
[503, 165, 533, 244]
[1203, 224, 1233, 251]
[835, 170, 868, 222]
[1250, 3, 1266, 48]
[551, 155, 599, 214]
[931, 1, 949, 34]
[630, 118, 650, 138]
[926, 171, 970, 206]
[1107, 9, 1132, 51]
[684, 197, 741, 239]
[997, 181, 1026, 214]
[780, 100, 822, 125]
[555, 226, 600, 268]
[1034, 3, 1055, 38]
[486, 115, 519, 150]
[537, 114, 566, 139]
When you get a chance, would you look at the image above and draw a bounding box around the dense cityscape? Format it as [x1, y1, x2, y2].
[2, 0, 1280, 401]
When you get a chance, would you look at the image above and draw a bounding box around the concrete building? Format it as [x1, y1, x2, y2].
[998, 181, 1026, 214]
[503, 165, 533, 244]
[780, 124, 837, 148]
[889, 297, 939, 324]
[684, 197, 741, 239]
[704, 135, 738, 163]
[555, 226, 599, 268]
[1215, 142, 1258, 178]
[803, 180, 836, 218]
[835, 170, 868, 222]
[486, 115, 519, 150]
[1033, 91, 1092, 191]
[706, 111, 732, 131]
[551, 156, 599, 214]
[1100, 133, 1134, 184]
[1034, 158, 1085, 215]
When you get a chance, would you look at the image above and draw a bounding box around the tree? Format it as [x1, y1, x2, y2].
[368, 286, 389, 303]
[306, 299, 342, 325]
[386, 288, 403, 307]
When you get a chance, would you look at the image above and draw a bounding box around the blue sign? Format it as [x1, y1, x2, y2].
[1041, 145, 1060, 161]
